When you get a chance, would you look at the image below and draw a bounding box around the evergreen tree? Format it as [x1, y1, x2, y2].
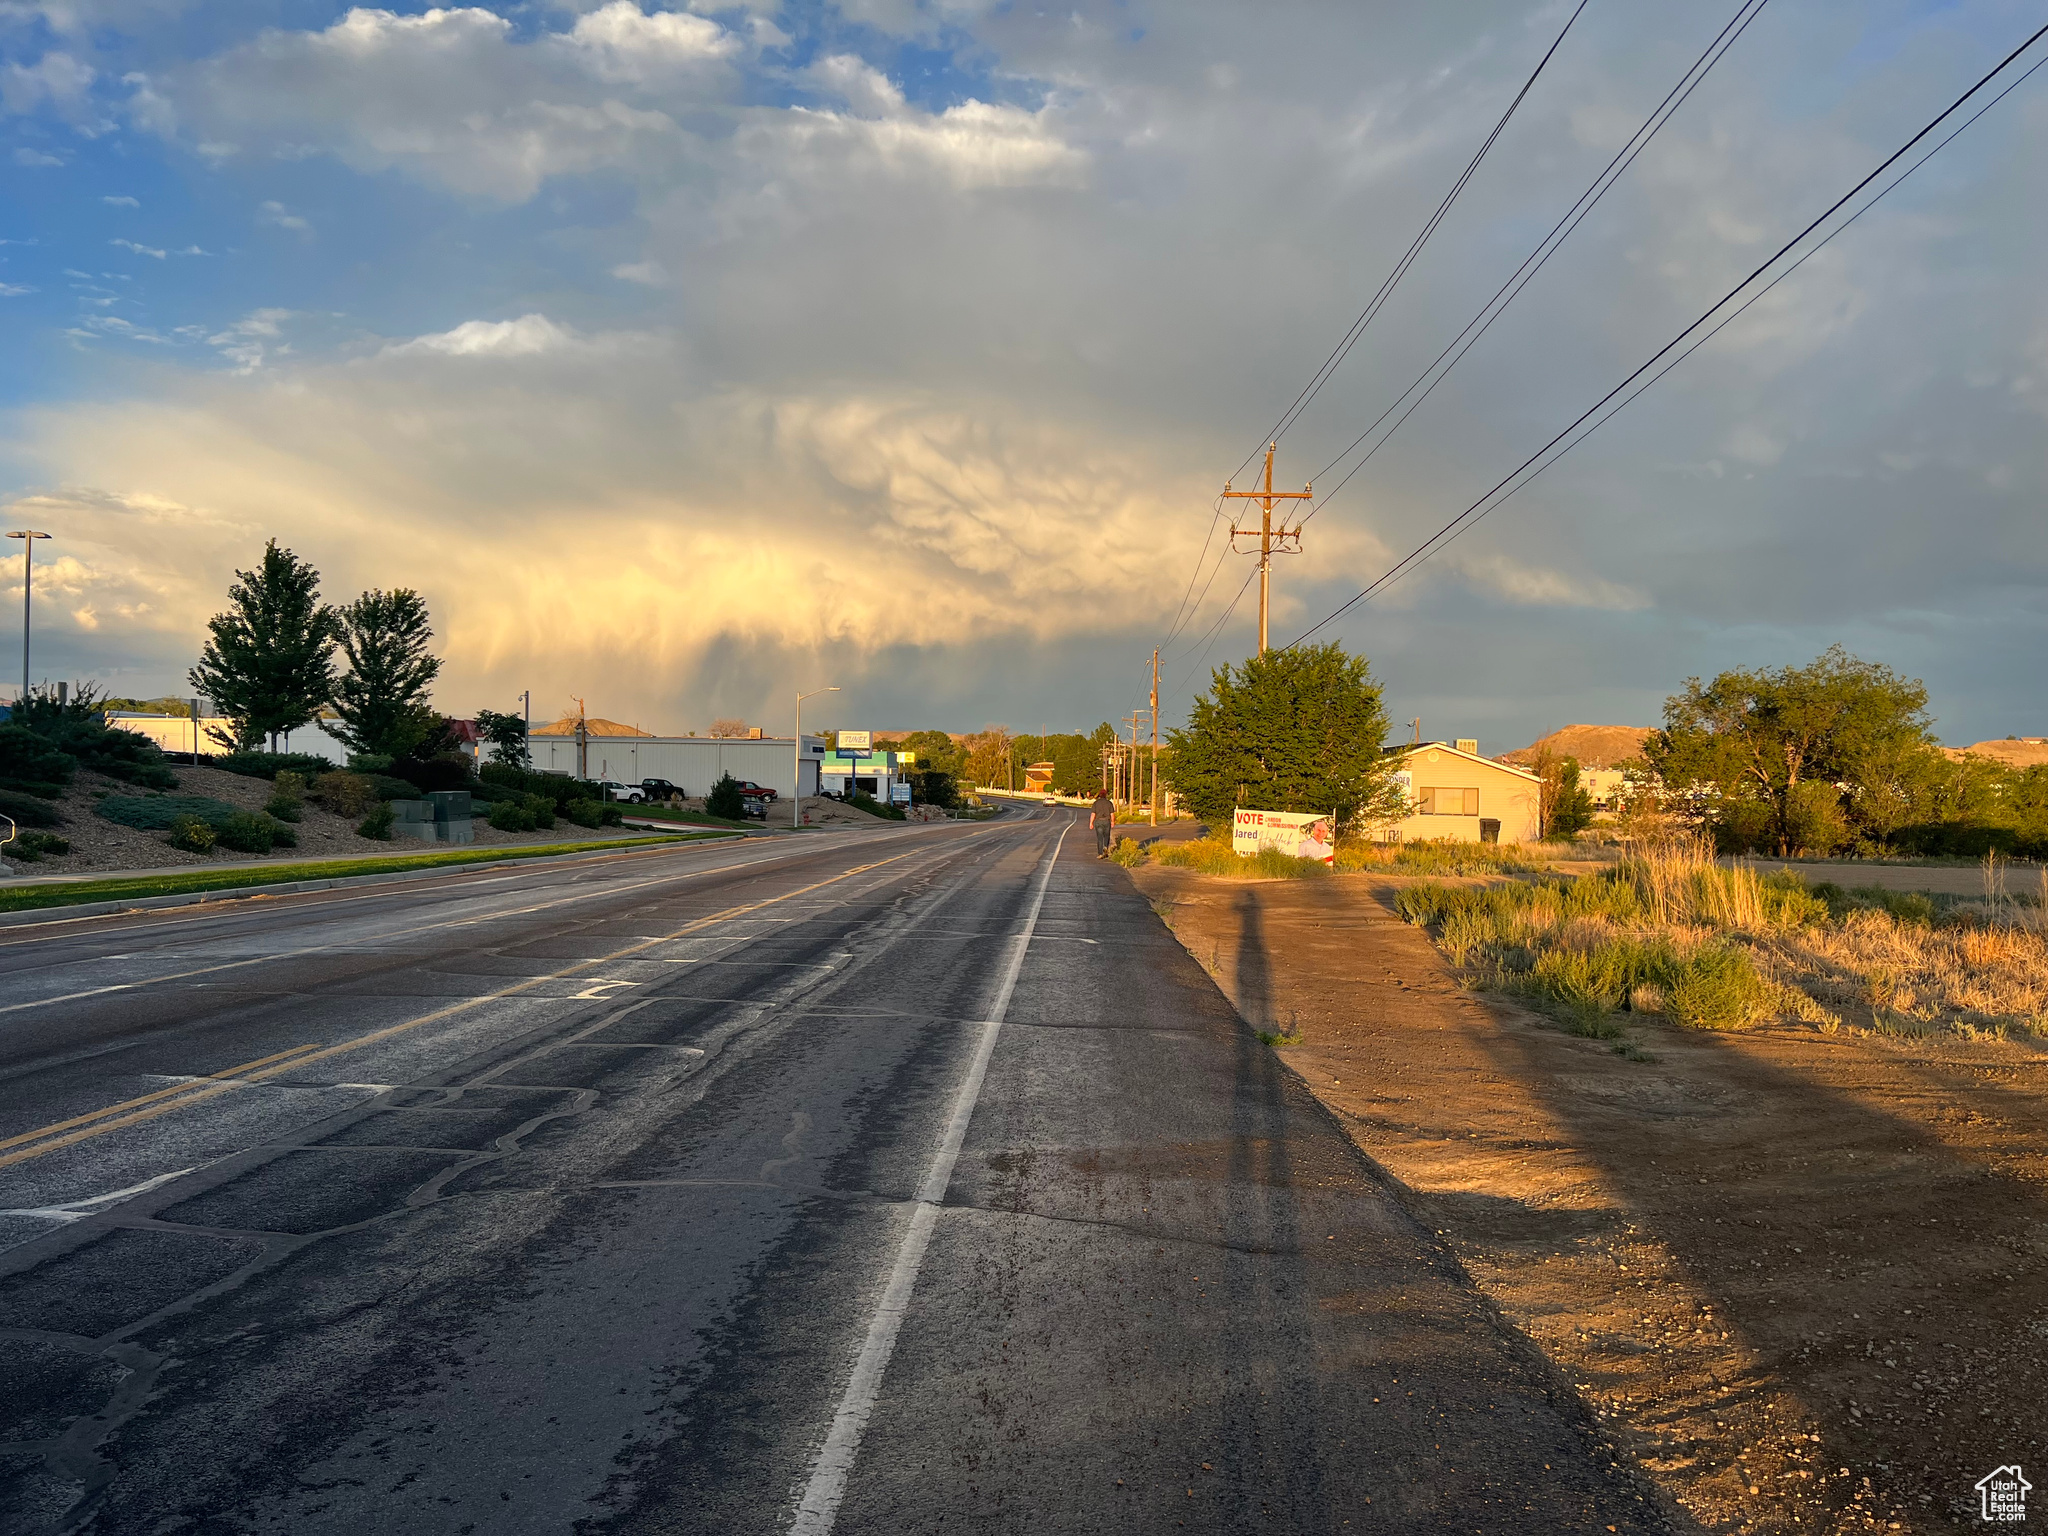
[188, 542, 338, 752]
[1163, 643, 1405, 829]
[329, 588, 444, 760]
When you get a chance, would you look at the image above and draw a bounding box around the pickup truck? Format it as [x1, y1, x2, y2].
[732, 780, 778, 805]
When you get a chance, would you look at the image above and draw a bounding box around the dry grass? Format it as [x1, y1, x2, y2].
[1148, 833, 1330, 880]
[1335, 838, 1554, 876]
[1399, 839, 2048, 1040]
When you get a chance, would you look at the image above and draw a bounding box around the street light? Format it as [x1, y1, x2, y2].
[7, 530, 50, 705]
[795, 685, 838, 829]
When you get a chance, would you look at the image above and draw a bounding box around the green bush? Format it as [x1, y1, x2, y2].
[0, 723, 75, 796]
[5, 830, 71, 862]
[264, 771, 306, 822]
[523, 793, 555, 830]
[347, 753, 395, 773]
[358, 801, 395, 840]
[1665, 947, 1772, 1031]
[0, 788, 65, 828]
[489, 799, 535, 832]
[213, 812, 282, 854]
[479, 763, 583, 813]
[97, 795, 241, 831]
[564, 797, 603, 829]
[167, 815, 217, 853]
[705, 773, 745, 820]
[7, 691, 176, 789]
[311, 771, 378, 816]
[850, 791, 906, 821]
[1108, 836, 1145, 867]
[213, 751, 335, 781]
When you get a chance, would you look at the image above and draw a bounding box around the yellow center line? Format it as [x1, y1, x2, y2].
[0, 847, 931, 1172]
[0, 1043, 324, 1154]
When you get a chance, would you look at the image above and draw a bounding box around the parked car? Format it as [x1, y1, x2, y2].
[732, 780, 778, 804]
[741, 796, 768, 820]
[639, 778, 685, 803]
[598, 780, 646, 804]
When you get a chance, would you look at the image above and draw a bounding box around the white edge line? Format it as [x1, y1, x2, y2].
[790, 820, 1069, 1536]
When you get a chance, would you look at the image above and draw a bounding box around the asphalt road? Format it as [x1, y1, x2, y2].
[0, 809, 1664, 1535]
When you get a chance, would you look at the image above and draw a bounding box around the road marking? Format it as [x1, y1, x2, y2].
[0, 847, 937, 1172]
[0, 1043, 323, 1154]
[791, 823, 1068, 1536]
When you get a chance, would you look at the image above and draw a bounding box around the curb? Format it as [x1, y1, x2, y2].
[0, 835, 744, 931]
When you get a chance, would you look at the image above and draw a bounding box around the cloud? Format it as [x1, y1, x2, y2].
[0, 282, 31, 296]
[0, 50, 94, 118]
[101, 193, 138, 206]
[206, 307, 293, 372]
[256, 199, 308, 231]
[12, 146, 62, 165]
[384, 313, 578, 358]
[561, 0, 738, 83]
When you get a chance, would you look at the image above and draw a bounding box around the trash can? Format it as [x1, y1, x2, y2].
[1479, 818, 1501, 844]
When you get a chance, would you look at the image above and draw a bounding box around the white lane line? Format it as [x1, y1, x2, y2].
[790, 823, 1068, 1536]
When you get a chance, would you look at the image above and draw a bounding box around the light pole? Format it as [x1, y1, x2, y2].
[795, 685, 838, 829]
[7, 530, 50, 705]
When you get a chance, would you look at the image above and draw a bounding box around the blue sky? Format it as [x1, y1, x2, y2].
[1, 0, 2043, 748]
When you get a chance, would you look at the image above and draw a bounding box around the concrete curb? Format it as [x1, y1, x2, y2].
[0, 835, 746, 931]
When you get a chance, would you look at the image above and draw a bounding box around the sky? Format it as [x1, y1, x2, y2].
[0, 0, 2041, 751]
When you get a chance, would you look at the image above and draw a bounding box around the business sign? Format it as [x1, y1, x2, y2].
[838, 730, 872, 750]
[1232, 808, 1337, 865]
[890, 782, 912, 804]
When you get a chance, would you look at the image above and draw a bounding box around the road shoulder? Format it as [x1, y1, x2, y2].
[1133, 865, 2048, 1536]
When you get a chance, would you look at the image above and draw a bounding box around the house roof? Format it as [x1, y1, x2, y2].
[1389, 740, 1541, 784]
[531, 715, 656, 738]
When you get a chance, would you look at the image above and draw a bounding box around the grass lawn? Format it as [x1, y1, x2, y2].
[0, 833, 733, 914]
[622, 805, 755, 829]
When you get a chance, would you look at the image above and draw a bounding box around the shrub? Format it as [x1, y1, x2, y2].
[522, 793, 555, 830]
[264, 771, 306, 823]
[392, 755, 475, 794]
[489, 799, 535, 833]
[850, 791, 906, 821]
[1108, 835, 1145, 867]
[0, 788, 65, 828]
[167, 815, 217, 853]
[0, 723, 75, 796]
[213, 751, 335, 781]
[705, 773, 746, 820]
[564, 797, 604, 829]
[97, 795, 241, 831]
[1339, 838, 1552, 876]
[5, 830, 71, 862]
[212, 812, 279, 854]
[1665, 946, 1772, 1031]
[347, 753, 395, 773]
[358, 802, 395, 839]
[311, 771, 379, 816]
[6, 692, 176, 789]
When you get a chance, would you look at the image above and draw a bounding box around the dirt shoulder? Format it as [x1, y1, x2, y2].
[1131, 865, 2048, 1536]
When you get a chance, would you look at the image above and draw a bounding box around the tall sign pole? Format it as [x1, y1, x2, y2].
[1222, 445, 1311, 656]
[7, 529, 51, 703]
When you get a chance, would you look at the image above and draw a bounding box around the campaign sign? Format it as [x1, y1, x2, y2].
[1232, 808, 1337, 865]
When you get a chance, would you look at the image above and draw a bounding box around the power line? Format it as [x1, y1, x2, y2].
[1228, 0, 1591, 486]
[1298, 0, 1773, 529]
[1284, 16, 2048, 651]
[1167, 564, 1261, 701]
[1386, 45, 2048, 596]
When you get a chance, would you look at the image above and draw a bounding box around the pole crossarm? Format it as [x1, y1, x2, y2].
[1218, 446, 1310, 655]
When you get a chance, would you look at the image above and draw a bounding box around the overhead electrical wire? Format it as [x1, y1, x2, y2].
[1282, 17, 2048, 652]
[1158, 0, 1590, 683]
[1297, 0, 1774, 530]
[1374, 44, 2048, 598]
[1167, 565, 1262, 701]
[1228, 0, 1591, 485]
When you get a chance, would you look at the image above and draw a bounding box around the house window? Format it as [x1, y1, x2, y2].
[1419, 787, 1479, 815]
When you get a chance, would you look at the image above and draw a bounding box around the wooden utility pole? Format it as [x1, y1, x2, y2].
[1148, 648, 1160, 826]
[1223, 442, 1312, 656]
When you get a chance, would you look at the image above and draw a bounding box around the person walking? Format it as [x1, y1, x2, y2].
[1090, 789, 1115, 859]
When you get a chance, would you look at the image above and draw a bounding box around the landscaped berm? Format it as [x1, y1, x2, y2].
[1131, 838, 2048, 1535]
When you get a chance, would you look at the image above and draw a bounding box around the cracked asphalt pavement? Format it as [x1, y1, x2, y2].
[0, 809, 1666, 1534]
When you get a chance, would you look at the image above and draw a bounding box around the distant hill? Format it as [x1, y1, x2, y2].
[1948, 738, 2048, 768]
[1500, 724, 1655, 769]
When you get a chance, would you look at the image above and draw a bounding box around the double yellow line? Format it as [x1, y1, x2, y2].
[0, 848, 927, 1173]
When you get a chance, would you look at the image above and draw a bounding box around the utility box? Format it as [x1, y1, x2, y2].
[389, 800, 435, 841]
[427, 791, 474, 845]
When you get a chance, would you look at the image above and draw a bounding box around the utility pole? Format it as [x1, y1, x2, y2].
[521, 689, 531, 766]
[1222, 444, 1311, 656]
[573, 696, 589, 780]
[8, 529, 51, 703]
[1148, 647, 1160, 826]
